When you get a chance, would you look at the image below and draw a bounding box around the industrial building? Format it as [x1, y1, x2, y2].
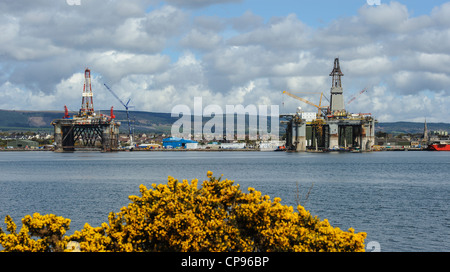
[163, 137, 198, 149]
[220, 142, 246, 149]
[281, 58, 376, 152]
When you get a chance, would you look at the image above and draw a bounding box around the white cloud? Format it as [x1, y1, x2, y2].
[230, 10, 264, 32]
[229, 14, 311, 50]
[431, 2, 450, 27]
[87, 51, 170, 81]
[345, 57, 393, 77]
[392, 70, 450, 94]
[1, 1, 450, 124]
[0, 15, 66, 61]
[180, 29, 223, 51]
[359, 1, 410, 32]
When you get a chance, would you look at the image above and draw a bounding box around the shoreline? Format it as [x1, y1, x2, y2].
[0, 147, 434, 152]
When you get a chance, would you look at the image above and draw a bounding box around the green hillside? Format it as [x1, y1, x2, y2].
[376, 121, 450, 135]
[0, 110, 62, 132]
[0, 109, 176, 134]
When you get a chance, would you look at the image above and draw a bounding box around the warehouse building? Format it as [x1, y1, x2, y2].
[163, 137, 198, 149]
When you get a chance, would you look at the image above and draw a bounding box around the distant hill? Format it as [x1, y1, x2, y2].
[376, 121, 450, 135]
[0, 110, 62, 132]
[0, 109, 176, 134]
[0, 109, 449, 135]
[116, 110, 175, 134]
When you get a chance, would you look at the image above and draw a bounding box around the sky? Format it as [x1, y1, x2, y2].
[1, 0, 450, 123]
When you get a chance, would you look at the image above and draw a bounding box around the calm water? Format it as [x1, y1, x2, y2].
[0, 150, 448, 252]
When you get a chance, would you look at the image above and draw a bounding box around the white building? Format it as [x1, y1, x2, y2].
[300, 112, 316, 122]
[259, 140, 285, 151]
[220, 143, 246, 149]
[296, 107, 316, 122]
[185, 142, 199, 149]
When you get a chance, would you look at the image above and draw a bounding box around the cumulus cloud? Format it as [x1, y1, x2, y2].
[88, 51, 170, 82]
[230, 11, 265, 32]
[229, 14, 311, 50]
[181, 29, 223, 51]
[359, 1, 410, 33]
[1, 1, 450, 123]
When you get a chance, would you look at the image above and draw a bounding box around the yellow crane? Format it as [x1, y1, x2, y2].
[282, 90, 326, 117]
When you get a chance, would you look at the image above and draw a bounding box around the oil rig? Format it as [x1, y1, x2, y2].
[52, 68, 120, 152]
[281, 58, 376, 152]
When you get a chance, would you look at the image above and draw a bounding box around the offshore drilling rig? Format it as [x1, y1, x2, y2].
[281, 58, 376, 152]
[52, 68, 120, 152]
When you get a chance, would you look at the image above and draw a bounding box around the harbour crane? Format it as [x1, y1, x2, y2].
[282, 91, 328, 117]
[104, 83, 134, 148]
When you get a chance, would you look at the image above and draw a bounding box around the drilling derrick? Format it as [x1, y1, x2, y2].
[52, 68, 120, 152]
[80, 68, 95, 117]
[329, 58, 345, 114]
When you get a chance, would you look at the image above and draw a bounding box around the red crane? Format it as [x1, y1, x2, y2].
[347, 88, 367, 105]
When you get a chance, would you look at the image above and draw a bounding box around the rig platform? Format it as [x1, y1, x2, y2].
[281, 58, 376, 152]
[52, 68, 120, 152]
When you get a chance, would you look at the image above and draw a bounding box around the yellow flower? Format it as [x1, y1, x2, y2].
[0, 171, 366, 252]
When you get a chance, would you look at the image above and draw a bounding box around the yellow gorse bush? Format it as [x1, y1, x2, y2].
[0, 172, 366, 252]
[0, 213, 70, 252]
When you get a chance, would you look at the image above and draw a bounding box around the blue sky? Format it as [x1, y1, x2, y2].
[193, 0, 364, 25]
[1, 0, 450, 122]
[192, 0, 449, 25]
